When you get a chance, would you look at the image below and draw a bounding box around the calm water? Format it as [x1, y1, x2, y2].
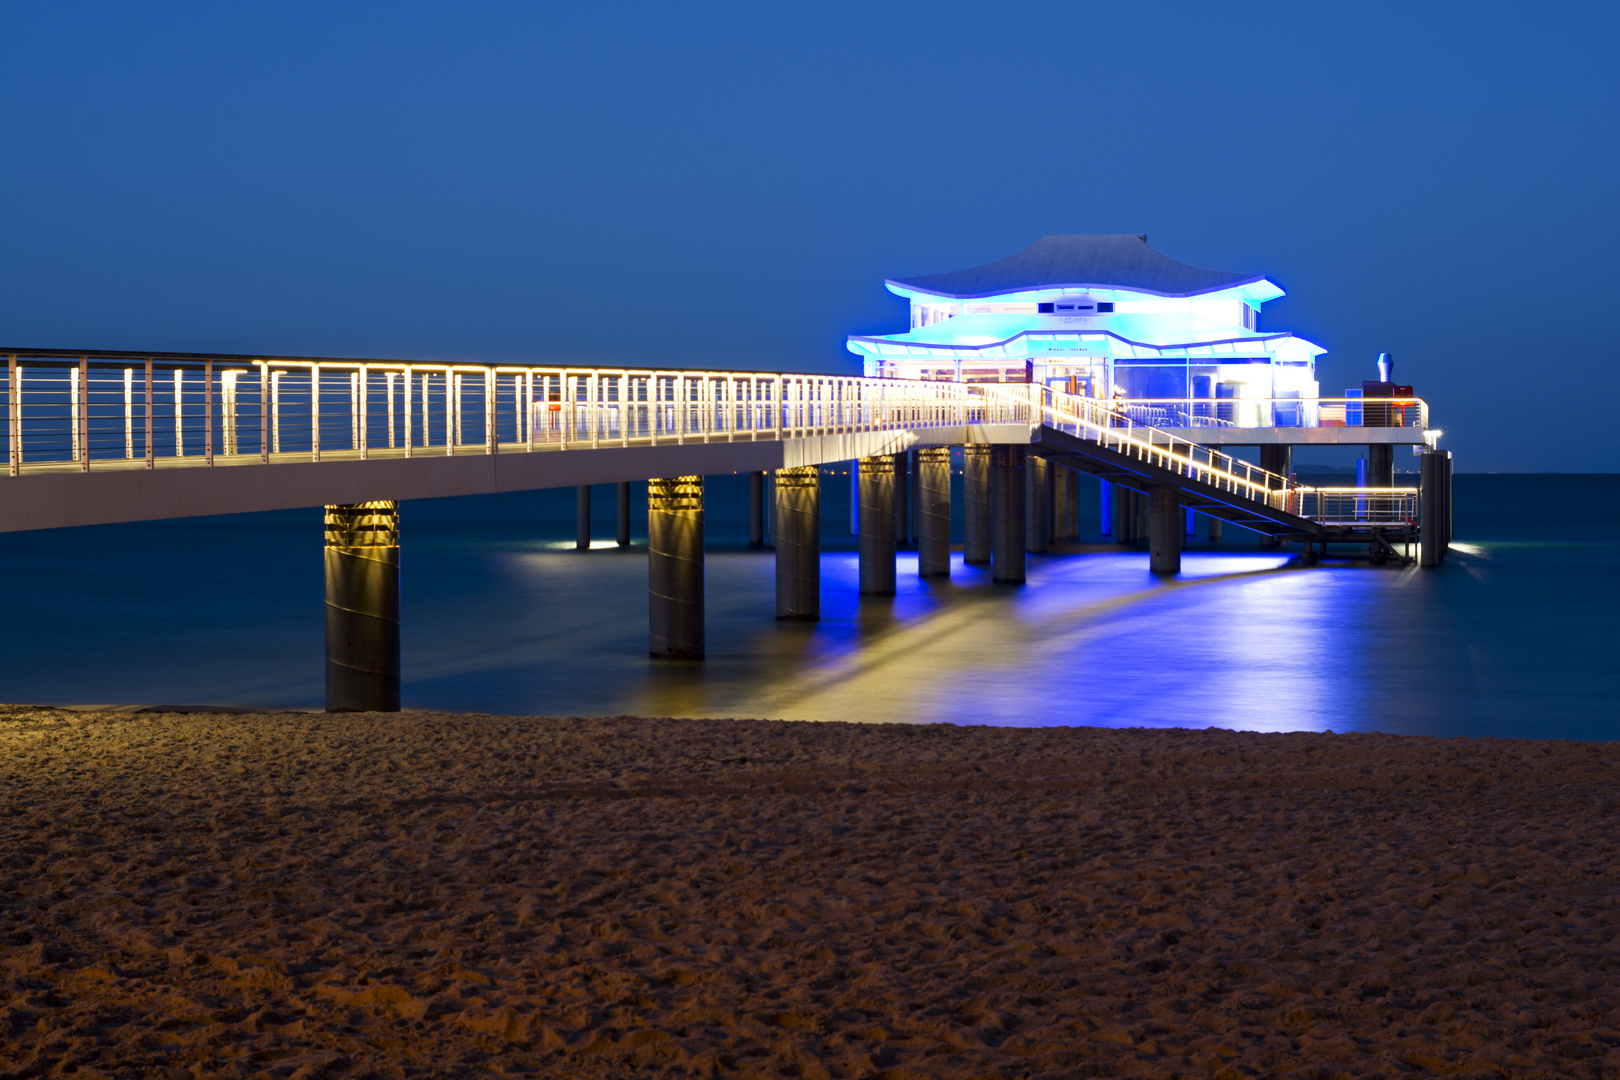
[2, 472, 1614, 740]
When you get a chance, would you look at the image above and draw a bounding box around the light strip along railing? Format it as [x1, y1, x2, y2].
[1113, 396, 1429, 431]
[1024, 384, 1419, 526]
[0, 350, 1024, 476]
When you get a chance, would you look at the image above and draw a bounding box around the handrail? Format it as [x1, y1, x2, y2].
[0, 352, 1023, 476]
[1111, 395, 1429, 431]
[0, 352, 1421, 529]
[1011, 384, 1418, 527]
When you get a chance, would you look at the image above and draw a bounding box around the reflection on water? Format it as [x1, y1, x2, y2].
[0, 474, 1615, 740]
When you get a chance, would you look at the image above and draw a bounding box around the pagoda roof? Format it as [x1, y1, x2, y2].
[886, 234, 1275, 300]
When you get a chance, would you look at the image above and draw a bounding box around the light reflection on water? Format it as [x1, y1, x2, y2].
[0, 474, 1614, 740]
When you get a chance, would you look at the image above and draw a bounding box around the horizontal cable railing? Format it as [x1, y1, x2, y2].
[0, 349, 1426, 533]
[1114, 396, 1429, 430]
[0, 350, 1029, 476]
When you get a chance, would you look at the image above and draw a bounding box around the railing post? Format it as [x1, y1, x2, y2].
[203, 359, 213, 466]
[172, 368, 186, 458]
[258, 362, 269, 464]
[404, 367, 414, 458]
[311, 363, 321, 462]
[143, 357, 152, 469]
[486, 368, 496, 455]
[222, 371, 237, 456]
[358, 365, 369, 459]
[7, 354, 17, 476]
[123, 368, 134, 460]
[77, 356, 89, 471]
[524, 370, 534, 452]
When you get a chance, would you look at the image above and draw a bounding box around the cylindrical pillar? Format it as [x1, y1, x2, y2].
[1052, 464, 1070, 541]
[1259, 445, 1290, 548]
[1025, 453, 1048, 554]
[325, 501, 400, 713]
[1207, 515, 1224, 543]
[963, 445, 991, 565]
[1149, 487, 1181, 576]
[1114, 485, 1135, 544]
[649, 476, 704, 657]
[1066, 467, 1080, 540]
[858, 455, 896, 594]
[1419, 452, 1441, 568]
[917, 446, 951, 578]
[1443, 450, 1454, 544]
[748, 470, 765, 547]
[616, 481, 631, 547]
[893, 451, 910, 549]
[575, 485, 591, 550]
[1368, 444, 1394, 489]
[991, 444, 1026, 583]
[775, 465, 820, 620]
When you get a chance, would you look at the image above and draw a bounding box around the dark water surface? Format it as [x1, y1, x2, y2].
[2, 473, 1614, 740]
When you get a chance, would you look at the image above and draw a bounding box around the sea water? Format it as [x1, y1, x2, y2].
[1, 472, 1614, 741]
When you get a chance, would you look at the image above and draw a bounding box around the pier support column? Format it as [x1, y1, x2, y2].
[1368, 444, 1394, 489]
[991, 444, 1026, 583]
[893, 451, 910, 549]
[917, 447, 951, 577]
[963, 445, 991, 565]
[1025, 454, 1049, 554]
[616, 482, 631, 547]
[1052, 465, 1071, 542]
[1207, 515, 1223, 543]
[1259, 445, 1291, 549]
[649, 476, 704, 658]
[775, 465, 820, 619]
[325, 501, 400, 713]
[575, 485, 591, 550]
[1148, 487, 1182, 576]
[1419, 451, 1451, 567]
[1113, 486, 1136, 545]
[858, 455, 896, 595]
[1067, 467, 1080, 540]
[749, 471, 765, 547]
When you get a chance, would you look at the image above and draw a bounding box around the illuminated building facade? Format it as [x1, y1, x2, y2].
[847, 235, 1326, 426]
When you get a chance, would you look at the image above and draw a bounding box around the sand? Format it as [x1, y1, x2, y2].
[1, 709, 1617, 1079]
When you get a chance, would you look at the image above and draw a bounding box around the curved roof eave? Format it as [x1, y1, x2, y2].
[885, 276, 1279, 302]
[846, 329, 1325, 359]
[883, 234, 1282, 301]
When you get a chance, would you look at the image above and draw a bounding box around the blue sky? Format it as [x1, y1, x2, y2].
[2, 1, 1614, 470]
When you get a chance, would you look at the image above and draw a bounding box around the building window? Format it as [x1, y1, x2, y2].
[1038, 302, 1054, 313]
[1096, 302, 1115, 313]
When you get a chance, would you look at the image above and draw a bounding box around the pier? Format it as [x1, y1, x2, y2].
[0, 346, 1445, 711]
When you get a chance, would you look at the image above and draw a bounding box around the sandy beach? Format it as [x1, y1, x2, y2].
[2, 708, 1617, 1078]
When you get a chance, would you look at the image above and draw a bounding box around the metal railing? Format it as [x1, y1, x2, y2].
[1023, 384, 1419, 528]
[1112, 396, 1429, 431]
[0, 349, 1031, 476]
[0, 349, 1425, 532]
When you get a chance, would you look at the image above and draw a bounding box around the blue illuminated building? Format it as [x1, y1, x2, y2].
[848, 235, 1327, 427]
